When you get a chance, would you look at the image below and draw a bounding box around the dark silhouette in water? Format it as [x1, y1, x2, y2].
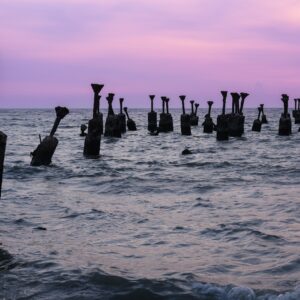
[118, 98, 126, 133]
[80, 124, 87, 136]
[216, 91, 229, 141]
[31, 106, 69, 166]
[252, 106, 262, 132]
[124, 107, 137, 131]
[179, 95, 191, 136]
[260, 104, 268, 124]
[202, 101, 215, 133]
[228, 92, 248, 137]
[278, 94, 292, 135]
[148, 95, 157, 133]
[0, 131, 7, 198]
[158, 97, 173, 132]
[104, 93, 122, 138]
[292, 98, 300, 124]
[182, 148, 192, 155]
[190, 101, 199, 126]
[84, 84, 104, 157]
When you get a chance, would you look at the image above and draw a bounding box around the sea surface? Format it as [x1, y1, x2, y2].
[0, 108, 299, 300]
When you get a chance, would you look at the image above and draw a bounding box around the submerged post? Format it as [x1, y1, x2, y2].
[180, 95, 191, 135]
[31, 106, 69, 166]
[260, 104, 268, 124]
[124, 107, 137, 131]
[278, 94, 292, 135]
[252, 106, 262, 132]
[293, 98, 300, 124]
[148, 95, 157, 133]
[118, 98, 126, 133]
[216, 91, 229, 141]
[190, 100, 198, 126]
[165, 98, 174, 131]
[228, 92, 246, 137]
[0, 132, 7, 198]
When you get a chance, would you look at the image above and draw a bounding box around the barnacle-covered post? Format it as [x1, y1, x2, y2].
[83, 84, 104, 156]
[0, 131, 7, 198]
[278, 94, 292, 135]
[31, 106, 69, 166]
[251, 106, 262, 132]
[216, 91, 229, 141]
[148, 95, 157, 132]
[202, 101, 215, 133]
[180, 95, 191, 135]
[104, 93, 121, 138]
[124, 107, 137, 131]
[118, 98, 126, 133]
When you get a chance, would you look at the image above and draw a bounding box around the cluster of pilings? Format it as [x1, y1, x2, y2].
[292, 98, 300, 124]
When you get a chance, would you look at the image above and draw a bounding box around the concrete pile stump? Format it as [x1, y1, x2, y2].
[179, 95, 191, 136]
[216, 91, 229, 141]
[84, 83, 104, 157]
[124, 107, 137, 131]
[252, 106, 262, 132]
[31, 106, 69, 166]
[104, 93, 122, 138]
[190, 101, 199, 126]
[278, 94, 292, 136]
[0, 131, 7, 198]
[202, 101, 215, 133]
[148, 95, 157, 133]
[158, 97, 169, 132]
[118, 98, 126, 133]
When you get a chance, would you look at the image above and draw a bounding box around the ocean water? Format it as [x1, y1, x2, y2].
[0, 108, 299, 300]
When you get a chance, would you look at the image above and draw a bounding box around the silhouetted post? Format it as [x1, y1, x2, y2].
[158, 96, 170, 132]
[228, 92, 244, 137]
[190, 100, 198, 126]
[252, 107, 262, 132]
[278, 94, 292, 135]
[165, 98, 174, 131]
[216, 91, 229, 141]
[124, 107, 137, 131]
[180, 95, 191, 135]
[148, 95, 157, 132]
[202, 101, 215, 133]
[80, 124, 87, 136]
[31, 107, 69, 166]
[0, 132, 7, 198]
[260, 104, 268, 124]
[293, 98, 300, 124]
[118, 98, 126, 133]
[84, 84, 104, 157]
[104, 93, 121, 138]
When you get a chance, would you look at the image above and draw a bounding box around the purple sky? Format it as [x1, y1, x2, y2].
[1, 0, 300, 108]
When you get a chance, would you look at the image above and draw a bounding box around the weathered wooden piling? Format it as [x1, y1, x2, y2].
[148, 95, 157, 132]
[83, 84, 104, 156]
[216, 91, 229, 141]
[104, 93, 122, 138]
[31, 106, 69, 166]
[0, 131, 7, 198]
[118, 98, 126, 133]
[180, 95, 191, 136]
[80, 124, 87, 136]
[202, 101, 215, 133]
[124, 107, 137, 131]
[190, 101, 199, 126]
[260, 104, 268, 124]
[278, 94, 292, 136]
[252, 107, 262, 132]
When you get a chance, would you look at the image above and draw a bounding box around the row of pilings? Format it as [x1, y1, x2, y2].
[0, 87, 299, 197]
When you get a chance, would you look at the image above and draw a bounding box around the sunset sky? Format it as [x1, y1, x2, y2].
[1, 0, 300, 108]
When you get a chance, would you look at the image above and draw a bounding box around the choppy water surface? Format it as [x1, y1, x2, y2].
[0, 108, 299, 299]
